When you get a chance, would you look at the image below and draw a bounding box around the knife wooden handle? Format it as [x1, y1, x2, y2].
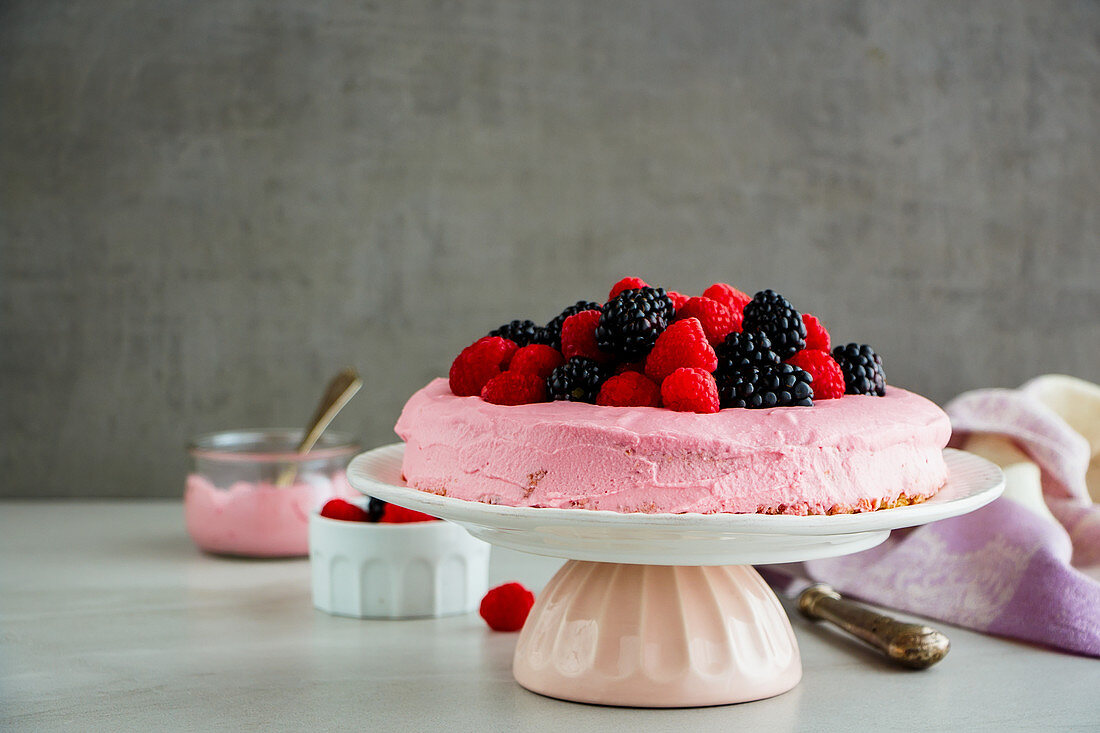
[798, 584, 950, 669]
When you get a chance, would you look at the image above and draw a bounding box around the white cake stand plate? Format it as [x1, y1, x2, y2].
[349, 445, 1004, 708]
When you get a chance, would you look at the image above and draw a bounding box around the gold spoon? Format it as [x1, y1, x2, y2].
[274, 368, 363, 487]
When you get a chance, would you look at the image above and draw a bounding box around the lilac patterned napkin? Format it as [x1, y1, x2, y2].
[797, 375, 1100, 657]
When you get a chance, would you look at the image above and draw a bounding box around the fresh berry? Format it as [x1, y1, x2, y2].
[449, 336, 518, 396]
[367, 497, 386, 522]
[595, 287, 676, 361]
[544, 301, 603, 350]
[675, 296, 739, 345]
[481, 372, 548, 405]
[508, 344, 564, 380]
[488, 319, 546, 347]
[547, 357, 608, 403]
[479, 582, 536, 632]
[561, 310, 612, 363]
[380, 504, 439, 523]
[614, 361, 645, 374]
[608, 276, 649, 301]
[319, 498, 370, 522]
[832, 343, 886, 396]
[787, 349, 845, 400]
[718, 363, 813, 409]
[714, 330, 781, 377]
[666, 290, 690, 309]
[802, 313, 831, 352]
[742, 290, 806, 360]
[644, 318, 718, 383]
[660, 367, 720, 413]
[702, 283, 752, 315]
[596, 372, 662, 407]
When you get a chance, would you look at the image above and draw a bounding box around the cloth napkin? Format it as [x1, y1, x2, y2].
[796, 374, 1100, 657]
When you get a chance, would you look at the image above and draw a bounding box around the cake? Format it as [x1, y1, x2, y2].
[395, 279, 951, 515]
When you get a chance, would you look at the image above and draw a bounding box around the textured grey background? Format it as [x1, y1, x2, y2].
[2, 1, 1099, 498]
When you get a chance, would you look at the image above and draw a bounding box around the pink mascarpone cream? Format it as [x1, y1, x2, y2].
[395, 378, 951, 515]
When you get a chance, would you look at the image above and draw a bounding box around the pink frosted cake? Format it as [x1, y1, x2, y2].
[395, 279, 952, 515]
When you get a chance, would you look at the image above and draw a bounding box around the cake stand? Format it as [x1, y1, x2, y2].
[348, 445, 1004, 708]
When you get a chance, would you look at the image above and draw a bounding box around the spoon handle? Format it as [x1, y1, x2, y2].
[275, 368, 362, 487]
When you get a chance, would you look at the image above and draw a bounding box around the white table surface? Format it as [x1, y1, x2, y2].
[2, 502, 1097, 732]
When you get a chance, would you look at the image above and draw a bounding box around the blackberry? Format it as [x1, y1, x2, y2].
[714, 331, 781, 378]
[742, 290, 806, 360]
[488, 319, 546, 347]
[832, 343, 886, 396]
[543, 300, 603, 350]
[547, 357, 607, 403]
[594, 287, 676, 361]
[718, 363, 814, 409]
[367, 497, 386, 522]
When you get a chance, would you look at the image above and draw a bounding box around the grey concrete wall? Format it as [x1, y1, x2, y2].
[2, 1, 1098, 498]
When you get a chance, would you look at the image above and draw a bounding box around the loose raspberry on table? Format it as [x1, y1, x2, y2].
[561, 310, 612, 363]
[449, 336, 518, 396]
[675, 296, 739, 345]
[608, 276, 649, 302]
[644, 317, 718, 383]
[480, 582, 536, 632]
[702, 283, 752, 315]
[666, 290, 690, 310]
[481, 371, 548, 405]
[596, 371, 662, 407]
[379, 504, 439, 523]
[787, 349, 845, 400]
[508, 344, 565, 379]
[319, 499, 371, 522]
[660, 367, 720, 413]
[802, 313, 831, 352]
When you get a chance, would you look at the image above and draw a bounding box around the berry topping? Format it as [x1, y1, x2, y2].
[787, 349, 845, 400]
[802, 313, 831, 352]
[666, 290, 690, 310]
[595, 287, 676, 361]
[508, 344, 565, 379]
[596, 371, 662, 407]
[367, 497, 386, 522]
[481, 372, 548, 405]
[608, 276, 650, 301]
[479, 582, 536, 632]
[561, 310, 612, 363]
[449, 336, 518, 396]
[644, 317, 718, 383]
[832, 343, 886, 396]
[379, 504, 439, 523]
[488, 319, 546, 347]
[660, 367, 721, 413]
[742, 290, 807, 360]
[718, 363, 814, 409]
[714, 330, 781, 377]
[675, 296, 739, 345]
[702, 283, 752, 315]
[547, 357, 608, 403]
[544, 301, 603, 351]
[319, 498, 371, 522]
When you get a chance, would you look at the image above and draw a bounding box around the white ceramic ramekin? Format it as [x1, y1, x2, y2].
[309, 511, 490, 619]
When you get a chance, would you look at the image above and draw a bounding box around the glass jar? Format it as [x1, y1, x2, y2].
[185, 429, 359, 557]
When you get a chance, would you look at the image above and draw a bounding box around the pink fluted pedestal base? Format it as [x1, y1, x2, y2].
[513, 561, 801, 708]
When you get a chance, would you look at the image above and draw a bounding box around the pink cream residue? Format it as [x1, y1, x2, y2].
[184, 472, 356, 557]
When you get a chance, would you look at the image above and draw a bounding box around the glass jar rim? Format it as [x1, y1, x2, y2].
[187, 428, 360, 463]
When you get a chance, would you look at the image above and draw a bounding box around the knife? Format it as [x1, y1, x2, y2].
[757, 564, 951, 670]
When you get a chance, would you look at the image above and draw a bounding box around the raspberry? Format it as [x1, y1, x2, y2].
[544, 301, 603, 351]
[319, 499, 370, 522]
[667, 290, 690, 310]
[787, 349, 845, 400]
[596, 372, 662, 407]
[380, 504, 439, 523]
[661, 367, 720, 413]
[675, 296, 739, 345]
[702, 283, 752, 315]
[479, 582, 536, 632]
[449, 336, 518, 396]
[803, 313, 831, 352]
[508, 344, 564, 379]
[481, 372, 548, 405]
[608, 276, 649, 301]
[644, 317, 718, 383]
[560, 310, 611, 363]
